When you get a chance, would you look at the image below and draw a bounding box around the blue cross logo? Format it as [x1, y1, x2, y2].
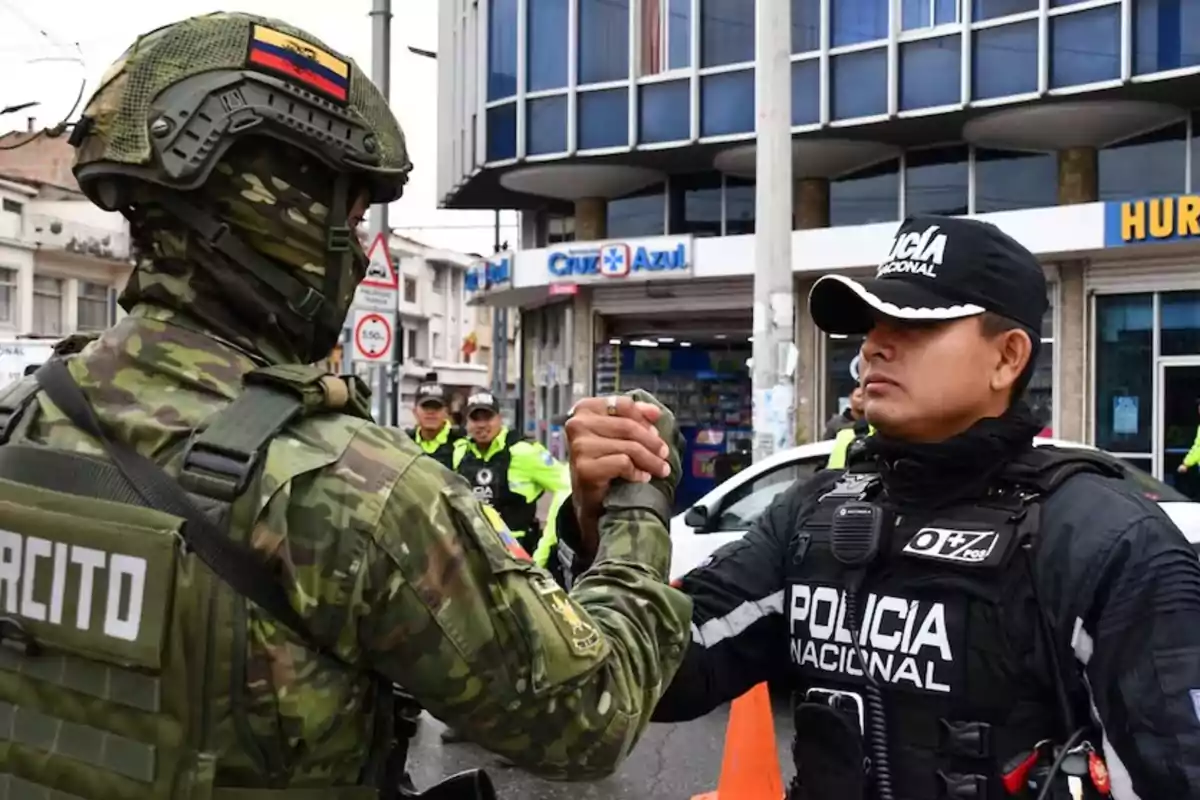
[603, 248, 625, 273]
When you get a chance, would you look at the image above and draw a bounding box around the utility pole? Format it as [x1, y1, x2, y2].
[491, 210, 509, 414]
[368, 0, 394, 424]
[751, 0, 795, 464]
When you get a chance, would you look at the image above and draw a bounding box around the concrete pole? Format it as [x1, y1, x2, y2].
[369, 0, 393, 424]
[491, 210, 509, 413]
[751, 0, 795, 463]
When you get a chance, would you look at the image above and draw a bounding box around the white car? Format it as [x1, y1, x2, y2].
[670, 437, 1200, 581]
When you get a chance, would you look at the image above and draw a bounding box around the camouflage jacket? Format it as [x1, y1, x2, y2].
[14, 304, 693, 785]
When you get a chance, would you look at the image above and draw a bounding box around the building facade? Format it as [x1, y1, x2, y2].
[440, 0, 1200, 500]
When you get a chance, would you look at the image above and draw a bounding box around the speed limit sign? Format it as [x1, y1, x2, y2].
[352, 309, 395, 362]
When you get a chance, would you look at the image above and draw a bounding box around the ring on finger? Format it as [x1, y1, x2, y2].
[606, 395, 619, 416]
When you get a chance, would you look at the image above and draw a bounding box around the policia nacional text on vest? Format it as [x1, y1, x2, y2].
[786, 449, 1120, 800]
[0, 359, 494, 800]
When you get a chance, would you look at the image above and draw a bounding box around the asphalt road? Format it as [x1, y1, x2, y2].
[406, 692, 797, 800]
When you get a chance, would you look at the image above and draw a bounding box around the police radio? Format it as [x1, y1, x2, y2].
[830, 501, 895, 800]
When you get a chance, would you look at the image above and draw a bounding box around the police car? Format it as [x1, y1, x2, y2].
[670, 437, 1200, 581]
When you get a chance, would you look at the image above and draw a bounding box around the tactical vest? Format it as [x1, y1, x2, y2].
[0, 362, 406, 800]
[455, 438, 539, 542]
[405, 425, 462, 471]
[785, 448, 1119, 800]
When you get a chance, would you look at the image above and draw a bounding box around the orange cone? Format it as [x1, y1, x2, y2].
[690, 682, 784, 800]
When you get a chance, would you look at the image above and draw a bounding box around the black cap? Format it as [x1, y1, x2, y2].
[809, 215, 1047, 336]
[415, 381, 447, 407]
[464, 389, 500, 416]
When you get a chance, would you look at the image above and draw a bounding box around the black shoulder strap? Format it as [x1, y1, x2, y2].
[1002, 445, 1123, 497]
[33, 359, 334, 660]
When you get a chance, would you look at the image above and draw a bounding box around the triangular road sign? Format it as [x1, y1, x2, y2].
[362, 233, 399, 290]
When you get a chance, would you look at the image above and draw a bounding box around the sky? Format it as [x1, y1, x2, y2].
[0, 0, 519, 256]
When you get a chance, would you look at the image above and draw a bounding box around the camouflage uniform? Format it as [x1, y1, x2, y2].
[0, 12, 691, 799]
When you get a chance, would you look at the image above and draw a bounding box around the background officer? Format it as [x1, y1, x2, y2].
[560, 215, 1200, 799]
[406, 374, 463, 469]
[0, 12, 694, 797]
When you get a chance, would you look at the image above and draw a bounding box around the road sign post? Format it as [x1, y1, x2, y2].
[352, 309, 396, 363]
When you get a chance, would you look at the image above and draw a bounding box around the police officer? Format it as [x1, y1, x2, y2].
[0, 13, 693, 797]
[406, 377, 463, 469]
[562, 215, 1200, 799]
[827, 382, 872, 470]
[454, 388, 570, 574]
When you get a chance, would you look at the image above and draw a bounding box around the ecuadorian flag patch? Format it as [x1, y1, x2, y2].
[247, 24, 350, 103]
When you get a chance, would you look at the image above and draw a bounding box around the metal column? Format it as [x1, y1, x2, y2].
[368, 0, 395, 424]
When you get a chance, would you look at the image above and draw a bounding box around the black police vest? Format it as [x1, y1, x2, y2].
[785, 448, 1118, 800]
[456, 439, 539, 538]
[407, 427, 462, 470]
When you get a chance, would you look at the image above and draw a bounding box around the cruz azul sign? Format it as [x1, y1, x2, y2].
[547, 235, 692, 283]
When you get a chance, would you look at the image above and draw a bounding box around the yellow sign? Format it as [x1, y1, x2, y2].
[1114, 196, 1200, 244]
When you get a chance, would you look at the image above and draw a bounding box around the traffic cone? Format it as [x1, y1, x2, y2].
[690, 682, 784, 800]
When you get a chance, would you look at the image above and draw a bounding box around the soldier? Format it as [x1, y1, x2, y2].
[0, 13, 691, 799]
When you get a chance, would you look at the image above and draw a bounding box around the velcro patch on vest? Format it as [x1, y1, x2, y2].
[788, 583, 966, 695]
[901, 523, 1013, 568]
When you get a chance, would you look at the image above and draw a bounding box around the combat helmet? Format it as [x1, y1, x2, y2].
[68, 12, 412, 356]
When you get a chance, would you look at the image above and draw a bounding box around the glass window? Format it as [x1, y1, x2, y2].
[1134, 0, 1200, 76]
[900, 36, 962, 110]
[487, 0, 518, 100]
[0, 267, 15, 324]
[1094, 293, 1153, 454]
[832, 48, 888, 120]
[77, 281, 111, 331]
[527, 0, 568, 91]
[905, 146, 969, 216]
[639, 0, 692, 75]
[548, 214, 575, 244]
[1099, 121, 1187, 202]
[527, 95, 567, 155]
[830, 158, 900, 227]
[725, 177, 755, 235]
[1161, 291, 1200, 357]
[701, 0, 754, 67]
[580, 0, 629, 84]
[792, 60, 819, 126]
[973, 0, 1037, 22]
[792, 0, 820, 53]
[973, 21, 1037, 99]
[1028, 288, 1056, 430]
[974, 148, 1057, 213]
[608, 184, 666, 238]
[825, 335, 864, 429]
[668, 172, 723, 237]
[639, 79, 690, 143]
[701, 70, 755, 137]
[832, 0, 888, 47]
[403, 276, 417, 304]
[579, 89, 628, 150]
[33, 275, 63, 336]
[717, 462, 818, 530]
[486, 102, 517, 161]
[903, 0, 960, 29]
[1050, 5, 1120, 89]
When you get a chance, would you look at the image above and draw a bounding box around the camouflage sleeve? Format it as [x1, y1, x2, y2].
[359, 444, 693, 780]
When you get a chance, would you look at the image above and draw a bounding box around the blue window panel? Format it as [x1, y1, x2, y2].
[701, 0, 755, 67]
[973, 21, 1037, 99]
[792, 0, 820, 53]
[903, 0, 960, 28]
[527, 0, 568, 91]
[830, 160, 900, 227]
[579, 89, 629, 150]
[832, 0, 888, 47]
[580, 0, 629, 84]
[701, 70, 755, 136]
[1051, 5, 1120, 88]
[1050, 0, 1090, 5]
[900, 35, 962, 110]
[792, 60, 819, 125]
[609, 188, 666, 238]
[527, 96, 568, 155]
[832, 49, 887, 120]
[487, 0, 518, 100]
[640, 79, 690, 143]
[974, 149, 1057, 213]
[669, 0, 691, 69]
[486, 103, 517, 161]
[1135, 0, 1200, 76]
[1099, 122, 1187, 201]
[973, 0, 1036, 22]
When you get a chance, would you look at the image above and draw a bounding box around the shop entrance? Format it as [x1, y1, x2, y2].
[595, 316, 753, 513]
[1157, 359, 1200, 499]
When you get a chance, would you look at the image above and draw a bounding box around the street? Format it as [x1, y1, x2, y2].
[406, 693, 797, 800]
